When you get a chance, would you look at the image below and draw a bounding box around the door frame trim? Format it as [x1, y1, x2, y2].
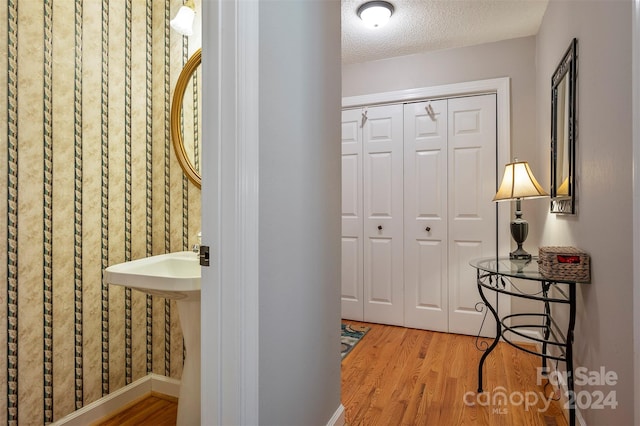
[201, 0, 260, 424]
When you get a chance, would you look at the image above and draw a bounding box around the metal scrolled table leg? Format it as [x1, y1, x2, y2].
[542, 282, 551, 373]
[477, 270, 502, 393]
[567, 283, 576, 426]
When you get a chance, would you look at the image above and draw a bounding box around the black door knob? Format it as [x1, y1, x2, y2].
[425, 226, 431, 232]
[377, 225, 383, 231]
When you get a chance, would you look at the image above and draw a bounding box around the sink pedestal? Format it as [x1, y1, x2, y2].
[176, 298, 201, 425]
[103, 251, 202, 425]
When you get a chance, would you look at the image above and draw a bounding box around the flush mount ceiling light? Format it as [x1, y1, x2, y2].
[170, 0, 196, 36]
[357, 1, 394, 28]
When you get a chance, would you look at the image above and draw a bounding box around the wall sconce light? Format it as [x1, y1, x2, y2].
[493, 160, 549, 260]
[170, 0, 196, 36]
[357, 1, 394, 28]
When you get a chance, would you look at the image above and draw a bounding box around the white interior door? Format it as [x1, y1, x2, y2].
[342, 92, 502, 335]
[362, 105, 404, 326]
[447, 94, 498, 336]
[403, 100, 449, 331]
[341, 109, 364, 320]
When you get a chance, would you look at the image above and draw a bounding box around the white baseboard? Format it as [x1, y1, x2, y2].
[326, 404, 345, 426]
[51, 374, 181, 426]
[150, 374, 181, 398]
[503, 327, 543, 344]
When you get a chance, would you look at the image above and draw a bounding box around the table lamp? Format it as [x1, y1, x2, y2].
[493, 160, 549, 260]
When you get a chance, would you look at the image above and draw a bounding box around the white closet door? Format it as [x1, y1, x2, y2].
[403, 100, 449, 331]
[341, 109, 364, 320]
[447, 94, 498, 336]
[363, 105, 404, 326]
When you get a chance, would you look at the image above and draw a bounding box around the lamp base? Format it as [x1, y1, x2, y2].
[510, 211, 531, 260]
[509, 246, 532, 260]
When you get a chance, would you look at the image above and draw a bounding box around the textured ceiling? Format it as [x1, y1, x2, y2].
[342, 0, 549, 64]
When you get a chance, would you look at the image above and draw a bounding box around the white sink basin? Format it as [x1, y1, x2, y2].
[104, 251, 200, 300]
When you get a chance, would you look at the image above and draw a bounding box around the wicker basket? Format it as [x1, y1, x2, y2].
[538, 246, 590, 282]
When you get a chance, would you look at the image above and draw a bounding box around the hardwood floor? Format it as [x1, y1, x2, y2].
[93, 393, 177, 426]
[95, 322, 568, 426]
[342, 321, 568, 426]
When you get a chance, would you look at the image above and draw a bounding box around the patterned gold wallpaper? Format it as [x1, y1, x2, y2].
[0, 0, 201, 423]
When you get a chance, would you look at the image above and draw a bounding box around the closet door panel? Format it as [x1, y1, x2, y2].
[341, 109, 364, 320]
[369, 238, 393, 302]
[363, 105, 404, 326]
[367, 153, 393, 215]
[416, 151, 444, 215]
[404, 100, 448, 331]
[452, 147, 483, 219]
[450, 240, 483, 314]
[447, 95, 498, 337]
[342, 155, 360, 217]
[415, 240, 444, 305]
[341, 237, 360, 302]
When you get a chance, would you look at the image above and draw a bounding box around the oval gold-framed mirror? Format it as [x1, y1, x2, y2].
[171, 48, 202, 188]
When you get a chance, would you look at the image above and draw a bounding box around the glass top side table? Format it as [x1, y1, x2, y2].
[470, 256, 587, 426]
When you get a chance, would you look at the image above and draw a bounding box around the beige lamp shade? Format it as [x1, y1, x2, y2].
[493, 161, 549, 201]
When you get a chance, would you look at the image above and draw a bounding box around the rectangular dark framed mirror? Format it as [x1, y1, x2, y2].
[550, 38, 577, 214]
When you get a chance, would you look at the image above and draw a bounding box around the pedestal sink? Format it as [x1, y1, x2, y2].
[104, 251, 201, 425]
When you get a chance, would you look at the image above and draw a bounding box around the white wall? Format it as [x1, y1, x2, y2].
[536, 1, 634, 425]
[258, 1, 343, 425]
